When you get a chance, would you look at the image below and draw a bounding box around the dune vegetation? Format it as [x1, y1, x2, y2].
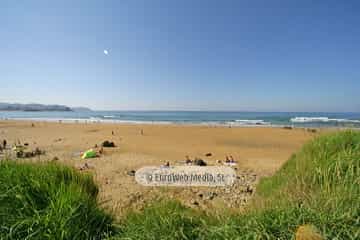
[0, 161, 115, 240]
[0, 131, 359, 239]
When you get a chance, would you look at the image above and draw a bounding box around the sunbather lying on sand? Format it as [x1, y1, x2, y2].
[224, 155, 237, 166]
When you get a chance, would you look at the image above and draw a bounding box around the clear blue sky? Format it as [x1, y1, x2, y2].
[1, 0, 359, 112]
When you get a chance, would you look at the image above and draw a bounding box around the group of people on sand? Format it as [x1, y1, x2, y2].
[225, 155, 236, 164]
[184, 154, 237, 165]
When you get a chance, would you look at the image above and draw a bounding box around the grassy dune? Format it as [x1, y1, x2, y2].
[0, 162, 115, 239]
[1, 131, 359, 239]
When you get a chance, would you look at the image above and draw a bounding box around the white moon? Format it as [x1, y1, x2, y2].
[103, 50, 109, 55]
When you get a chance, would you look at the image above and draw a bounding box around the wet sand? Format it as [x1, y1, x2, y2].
[0, 120, 319, 215]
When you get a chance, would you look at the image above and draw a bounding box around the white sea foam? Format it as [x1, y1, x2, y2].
[89, 117, 102, 121]
[290, 117, 360, 123]
[234, 119, 271, 125]
[5, 116, 360, 128]
[7, 117, 173, 125]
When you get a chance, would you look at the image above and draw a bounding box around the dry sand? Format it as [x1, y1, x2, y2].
[0, 120, 320, 215]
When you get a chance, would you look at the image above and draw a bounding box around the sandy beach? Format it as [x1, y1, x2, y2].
[0, 120, 320, 215]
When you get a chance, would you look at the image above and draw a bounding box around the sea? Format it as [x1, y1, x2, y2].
[1, 111, 360, 128]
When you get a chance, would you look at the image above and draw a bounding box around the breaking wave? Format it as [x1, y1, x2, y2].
[290, 117, 360, 123]
[234, 119, 271, 125]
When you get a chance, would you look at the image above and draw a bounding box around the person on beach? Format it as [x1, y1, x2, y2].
[112, 131, 114, 136]
[140, 129, 144, 135]
[3, 139, 7, 149]
[185, 155, 192, 164]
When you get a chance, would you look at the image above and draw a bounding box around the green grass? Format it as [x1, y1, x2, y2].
[115, 201, 202, 240]
[1, 131, 359, 239]
[0, 161, 115, 240]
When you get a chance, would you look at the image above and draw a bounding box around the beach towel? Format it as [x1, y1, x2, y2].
[224, 162, 237, 166]
[81, 149, 97, 159]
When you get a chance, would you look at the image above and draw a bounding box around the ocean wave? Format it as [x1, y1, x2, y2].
[103, 115, 115, 118]
[233, 119, 270, 125]
[290, 117, 360, 123]
[89, 117, 102, 121]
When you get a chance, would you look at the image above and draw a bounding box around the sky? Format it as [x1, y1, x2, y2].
[1, 0, 359, 112]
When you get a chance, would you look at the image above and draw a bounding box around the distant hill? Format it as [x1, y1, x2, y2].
[0, 102, 73, 112]
[71, 107, 92, 112]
